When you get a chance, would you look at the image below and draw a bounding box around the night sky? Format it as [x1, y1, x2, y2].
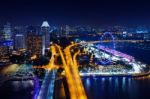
[0, 0, 150, 26]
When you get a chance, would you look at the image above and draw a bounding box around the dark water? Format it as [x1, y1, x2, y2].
[116, 42, 150, 64]
[82, 77, 150, 99]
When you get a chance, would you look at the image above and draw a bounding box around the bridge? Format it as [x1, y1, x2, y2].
[35, 45, 57, 99]
[34, 39, 150, 99]
[34, 43, 87, 99]
[56, 44, 87, 99]
[37, 70, 57, 99]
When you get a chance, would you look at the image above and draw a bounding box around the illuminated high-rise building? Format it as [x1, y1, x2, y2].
[14, 34, 25, 50]
[41, 21, 50, 55]
[65, 25, 70, 36]
[0, 28, 5, 41]
[3, 22, 12, 40]
[2, 22, 13, 50]
[26, 35, 43, 55]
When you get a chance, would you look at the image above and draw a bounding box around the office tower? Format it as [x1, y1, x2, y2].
[0, 28, 5, 41]
[65, 25, 70, 36]
[41, 21, 50, 55]
[14, 34, 25, 50]
[26, 35, 43, 56]
[13, 26, 27, 49]
[3, 22, 12, 40]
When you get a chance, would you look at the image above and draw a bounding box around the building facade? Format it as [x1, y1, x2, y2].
[41, 21, 50, 55]
[14, 34, 25, 50]
[26, 35, 43, 55]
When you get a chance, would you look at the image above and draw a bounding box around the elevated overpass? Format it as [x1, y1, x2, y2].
[34, 40, 150, 99]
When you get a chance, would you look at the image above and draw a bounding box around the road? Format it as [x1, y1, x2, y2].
[56, 45, 77, 99]
[37, 70, 57, 99]
[36, 45, 57, 99]
[56, 44, 87, 99]
[64, 45, 87, 99]
[36, 40, 147, 99]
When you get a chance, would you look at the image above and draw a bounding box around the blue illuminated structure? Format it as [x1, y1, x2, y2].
[33, 76, 40, 99]
[37, 70, 57, 99]
[0, 40, 13, 46]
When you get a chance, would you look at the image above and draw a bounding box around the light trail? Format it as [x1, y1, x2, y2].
[37, 70, 57, 99]
[33, 45, 57, 70]
[76, 40, 149, 46]
[56, 44, 78, 99]
[46, 70, 57, 99]
[36, 45, 57, 99]
[36, 40, 147, 99]
[64, 44, 87, 99]
[72, 50, 87, 99]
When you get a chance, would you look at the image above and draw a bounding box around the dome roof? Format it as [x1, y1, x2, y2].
[41, 21, 50, 27]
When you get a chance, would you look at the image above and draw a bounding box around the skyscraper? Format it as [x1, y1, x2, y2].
[3, 22, 13, 50]
[26, 35, 43, 55]
[26, 25, 43, 56]
[41, 21, 50, 55]
[14, 34, 25, 50]
[65, 25, 70, 36]
[0, 27, 5, 41]
[3, 22, 12, 40]
[13, 26, 27, 49]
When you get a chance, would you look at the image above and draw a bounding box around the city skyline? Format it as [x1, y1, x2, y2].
[1, 1, 150, 99]
[0, 0, 150, 26]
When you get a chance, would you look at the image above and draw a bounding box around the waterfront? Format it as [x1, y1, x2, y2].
[55, 42, 150, 99]
[1, 0, 150, 98]
[1, 42, 150, 99]
[83, 42, 150, 99]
